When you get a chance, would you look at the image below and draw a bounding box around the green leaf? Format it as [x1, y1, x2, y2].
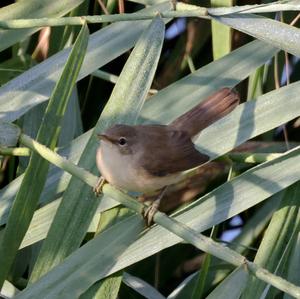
[284, 232, 300, 299]
[247, 65, 266, 100]
[0, 24, 89, 288]
[208, 1, 300, 14]
[140, 40, 278, 125]
[0, 2, 171, 123]
[206, 267, 248, 299]
[0, 39, 277, 229]
[122, 272, 166, 299]
[29, 15, 165, 282]
[242, 183, 300, 299]
[169, 195, 281, 299]
[14, 146, 300, 298]
[2, 42, 298, 255]
[79, 273, 123, 299]
[0, 0, 85, 53]
[194, 81, 300, 158]
[211, 0, 232, 60]
[211, 13, 300, 57]
[80, 207, 131, 299]
[0, 280, 20, 298]
[17, 216, 144, 299]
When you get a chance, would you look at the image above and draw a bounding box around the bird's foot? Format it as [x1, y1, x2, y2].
[143, 199, 160, 227]
[142, 186, 168, 226]
[93, 176, 107, 196]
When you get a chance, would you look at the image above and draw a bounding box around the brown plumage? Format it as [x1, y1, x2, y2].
[96, 88, 240, 193]
[170, 87, 240, 137]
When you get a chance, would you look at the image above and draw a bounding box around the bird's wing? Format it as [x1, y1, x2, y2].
[138, 126, 209, 176]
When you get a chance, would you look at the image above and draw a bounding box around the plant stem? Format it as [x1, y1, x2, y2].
[0, 8, 209, 29]
[228, 152, 282, 163]
[19, 134, 97, 188]
[0, 147, 30, 156]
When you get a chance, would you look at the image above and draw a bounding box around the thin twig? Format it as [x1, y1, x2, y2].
[118, 0, 125, 14]
[97, 0, 110, 15]
[0, 9, 209, 29]
[290, 12, 300, 26]
[0, 147, 31, 156]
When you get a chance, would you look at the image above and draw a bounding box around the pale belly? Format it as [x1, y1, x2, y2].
[96, 142, 182, 193]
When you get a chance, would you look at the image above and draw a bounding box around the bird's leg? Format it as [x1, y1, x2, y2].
[93, 176, 107, 196]
[143, 186, 168, 226]
[171, 0, 177, 11]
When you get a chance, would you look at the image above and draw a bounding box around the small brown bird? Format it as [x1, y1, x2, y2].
[95, 88, 239, 224]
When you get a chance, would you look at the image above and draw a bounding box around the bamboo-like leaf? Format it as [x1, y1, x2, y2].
[21, 89, 82, 149]
[0, 280, 20, 298]
[206, 267, 248, 299]
[168, 195, 281, 299]
[0, 41, 294, 255]
[79, 273, 123, 299]
[242, 183, 300, 299]
[2, 64, 300, 254]
[194, 81, 300, 158]
[0, 39, 277, 228]
[208, 1, 300, 14]
[29, 16, 165, 282]
[0, 0, 84, 53]
[247, 66, 265, 100]
[284, 232, 300, 299]
[0, 24, 89, 288]
[2, 46, 300, 254]
[211, 0, 232, 60]
[17, 216, 144, 299]
[140, 40, 278, 125]
[167, 271, 198, 299]
[0, 2, 171, 123]
[80, 207, 130, 299]
[13, 146, 300, 298]
[211, 13, 300, 57]
[122, 272, 166, 299]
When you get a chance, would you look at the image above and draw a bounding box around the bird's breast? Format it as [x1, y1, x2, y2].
[96, 141, 182, 193]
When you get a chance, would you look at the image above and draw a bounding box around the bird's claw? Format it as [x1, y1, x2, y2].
[93, 176, 107, 196]
[143, 203, 159, 227]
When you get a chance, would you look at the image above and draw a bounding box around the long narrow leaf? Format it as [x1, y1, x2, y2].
[211, 0, 232, 60]
[0, 24, 89, 287]
[13, 145, 300, 298]
[242, 183, 300, 298]
[211, 13, 300, 57]
[140, 40, 278, 125]
[29, 16, 165, 282]
[208, 1, 300, 14]
[0, 39, 277, 227]
[0, 0, 84, 53]
[0, 2, 171, 123]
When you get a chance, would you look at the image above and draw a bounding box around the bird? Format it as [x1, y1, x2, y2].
[95, 88, 240, 225]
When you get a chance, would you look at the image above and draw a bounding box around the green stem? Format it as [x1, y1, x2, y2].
[92, 70, 119, 84]
[227, 152, 282, 164]
[0, 147, 30, 156]
[19, 134, 97, 188]
[92, 69, 157, 94]
[0, 9, 209, 29]
[18, 133, 300, 298]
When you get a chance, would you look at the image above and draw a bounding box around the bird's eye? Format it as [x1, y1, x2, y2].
[118, 137, 127, 146]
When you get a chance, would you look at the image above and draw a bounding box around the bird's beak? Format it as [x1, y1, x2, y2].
[97, 134, 114, 143]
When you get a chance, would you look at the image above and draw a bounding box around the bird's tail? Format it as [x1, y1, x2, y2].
[170, 88, 240, 137]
